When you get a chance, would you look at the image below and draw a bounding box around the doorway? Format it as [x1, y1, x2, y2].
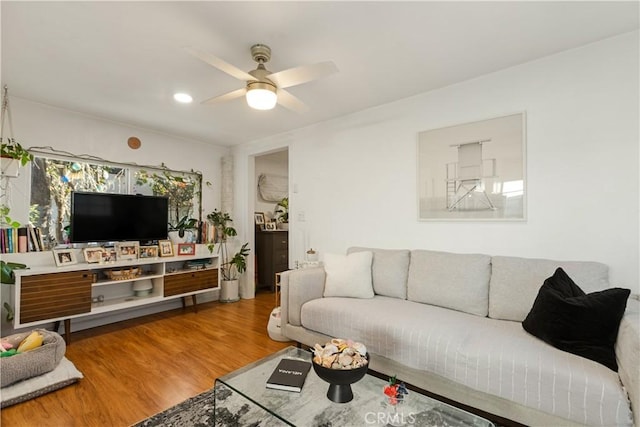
[253, 149, 289, 294]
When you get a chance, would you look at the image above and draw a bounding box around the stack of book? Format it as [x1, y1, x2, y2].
[0, 225, 46, 253]
[199, 221, 216, 245]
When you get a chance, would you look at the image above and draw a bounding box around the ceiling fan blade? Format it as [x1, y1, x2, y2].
[277, 89, 309, 113]
[268, 61, 338, 89]
[201, 88, 246, 105]
[185, 47, 255, 82]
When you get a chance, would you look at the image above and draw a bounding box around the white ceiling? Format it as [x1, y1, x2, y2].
[2, 1, 638, 147]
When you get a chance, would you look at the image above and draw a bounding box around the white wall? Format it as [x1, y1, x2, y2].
[234, 31, 639, 293]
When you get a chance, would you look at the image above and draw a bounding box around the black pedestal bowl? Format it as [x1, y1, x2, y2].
[312, 354, 369, 403]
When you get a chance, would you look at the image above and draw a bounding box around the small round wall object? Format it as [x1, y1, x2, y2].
[127, 136, 141, 149]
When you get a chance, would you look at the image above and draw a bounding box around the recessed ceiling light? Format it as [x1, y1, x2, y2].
[173, 93, 193, 103]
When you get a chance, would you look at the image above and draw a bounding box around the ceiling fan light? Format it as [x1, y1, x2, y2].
[246, 82, 277, 110]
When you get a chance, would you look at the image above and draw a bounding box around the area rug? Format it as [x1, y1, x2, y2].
[134, 382, 499, 427]
[133, 383, 285, 427]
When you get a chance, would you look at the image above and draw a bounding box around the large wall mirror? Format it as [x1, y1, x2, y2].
[29, 153, 202, 248]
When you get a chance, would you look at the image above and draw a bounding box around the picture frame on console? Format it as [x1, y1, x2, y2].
[83, 247, 105, 264]
[254, 212, 265, 225]
[177, 243, 196, 256]
[139, 245, 159, 259]
[102, 247, 117, 263]
[53, 249, 78, 267]
[158, 240, 174, 257]
[417, 112, 526, 221]
[265, 222, 277, 231]
[115, 241, 139, 261]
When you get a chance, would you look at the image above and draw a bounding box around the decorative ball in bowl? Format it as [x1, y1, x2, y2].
[312, 339, 369, 403]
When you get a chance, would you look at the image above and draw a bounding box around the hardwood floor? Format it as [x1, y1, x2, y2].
[1, 290, 292, 426]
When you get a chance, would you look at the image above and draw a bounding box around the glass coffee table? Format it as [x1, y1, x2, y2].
[214, 346, 494, 426]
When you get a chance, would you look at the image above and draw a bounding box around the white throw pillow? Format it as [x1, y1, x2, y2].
[323, 251, 374, 298]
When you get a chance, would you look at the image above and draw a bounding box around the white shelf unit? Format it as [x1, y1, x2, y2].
[10, 247, 219, 331]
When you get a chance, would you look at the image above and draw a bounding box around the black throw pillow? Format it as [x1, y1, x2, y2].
[522, 267, 630, 371]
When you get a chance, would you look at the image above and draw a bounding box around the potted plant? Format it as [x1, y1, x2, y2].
[168, 215, 198, 244]
[1, 139, 33, 178]
[1, 140, 33, 166]
[275, 197, 289, 230]
[1, 139, 33, 226]
[1, 85, 32, 177]
[206, 209, 250, 302]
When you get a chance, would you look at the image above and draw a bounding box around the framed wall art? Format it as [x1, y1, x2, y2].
[417, 112, 526, 221]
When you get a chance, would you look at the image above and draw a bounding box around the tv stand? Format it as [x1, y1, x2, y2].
[5, 245, 219, 343]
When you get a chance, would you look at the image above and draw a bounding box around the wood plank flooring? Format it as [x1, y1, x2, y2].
[1, 290, 291, 426]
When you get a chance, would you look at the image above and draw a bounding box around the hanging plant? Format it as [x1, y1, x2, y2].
[0, 85, 33, 227]
[1, 86, 32, 165]
[1, 139, 33, 166]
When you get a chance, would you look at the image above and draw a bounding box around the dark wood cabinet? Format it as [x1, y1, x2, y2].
[20, 271, 92, 324]
[164, 268, 219, 297]
[255, 230, 288, 291]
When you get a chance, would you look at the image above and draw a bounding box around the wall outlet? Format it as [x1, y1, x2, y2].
[298, 211, 305, 222]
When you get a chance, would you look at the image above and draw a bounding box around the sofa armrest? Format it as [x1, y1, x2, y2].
[280, 267, 325, 328]
[616, 298, 639, 425]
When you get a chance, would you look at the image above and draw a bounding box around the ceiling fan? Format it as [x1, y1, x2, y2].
[185, 44, 338, 112]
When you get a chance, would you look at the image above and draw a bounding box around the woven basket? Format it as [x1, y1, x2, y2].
[105, 268, 140, 281]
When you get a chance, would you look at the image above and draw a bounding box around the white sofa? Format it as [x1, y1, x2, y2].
[279, 248, 639, 426]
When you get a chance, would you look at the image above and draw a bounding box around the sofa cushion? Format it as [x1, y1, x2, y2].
[323, 251, 374, 298]
[407, 250, 491, 316]
[522, 268, 630, 371]
[489, 256, 609, 321]
[347, 247, 410, 299]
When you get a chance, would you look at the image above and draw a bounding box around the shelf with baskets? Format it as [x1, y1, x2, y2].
[91, 263, 164, 287]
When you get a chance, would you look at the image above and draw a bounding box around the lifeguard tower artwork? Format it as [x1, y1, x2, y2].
[418, 113, 525, 220]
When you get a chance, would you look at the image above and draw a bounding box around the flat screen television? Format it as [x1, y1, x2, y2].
[70, 192, 169, 243]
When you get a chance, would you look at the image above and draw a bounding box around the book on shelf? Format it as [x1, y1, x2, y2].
[17, 227, 27, 253]
[266, 358, 311, 393]
[34, 226, 45, 251]
[27, 224, 40, 252]
[7, 228, 14, 253]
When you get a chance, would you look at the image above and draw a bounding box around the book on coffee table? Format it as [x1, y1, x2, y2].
[266, 358, 312, 392]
